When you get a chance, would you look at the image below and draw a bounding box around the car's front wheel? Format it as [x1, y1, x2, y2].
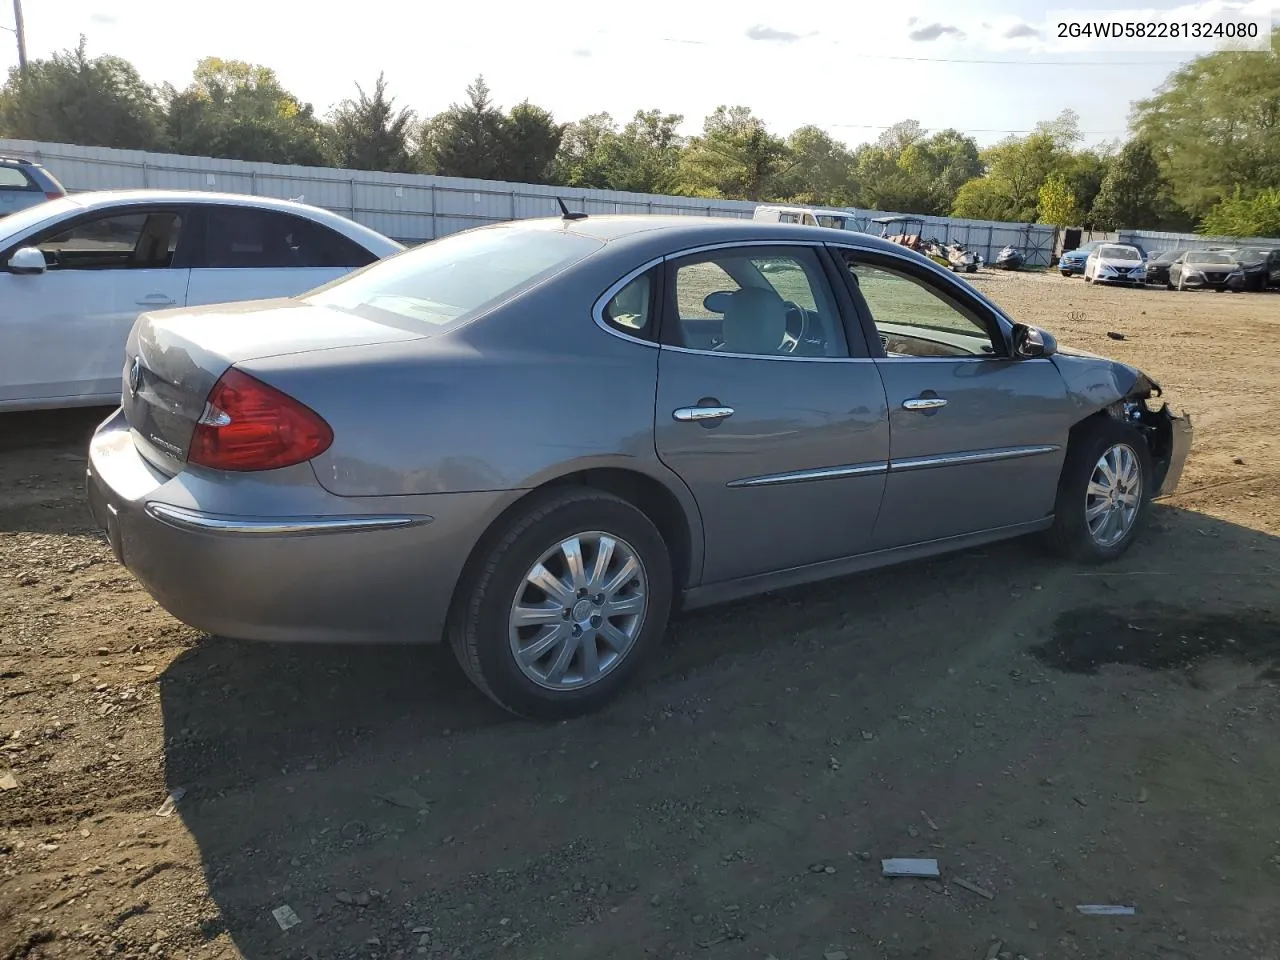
[1044, 417, 1154, 564]
[449, 488, 673, 720]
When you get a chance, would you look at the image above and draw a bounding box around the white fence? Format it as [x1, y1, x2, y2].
[1120, 228, 1280, 253]
[2, 138, 1058, 265]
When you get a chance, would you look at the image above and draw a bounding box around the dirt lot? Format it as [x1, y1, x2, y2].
[2, 271, 1279, 960]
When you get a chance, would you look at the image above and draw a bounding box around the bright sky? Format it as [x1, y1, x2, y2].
[1, 0, 1272, 150]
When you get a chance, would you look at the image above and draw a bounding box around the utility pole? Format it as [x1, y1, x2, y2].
[11, 0, 26, 75]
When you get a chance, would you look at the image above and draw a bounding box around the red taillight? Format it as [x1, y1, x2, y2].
[187, 367, 333, 472]
[44, 191, 63, 200]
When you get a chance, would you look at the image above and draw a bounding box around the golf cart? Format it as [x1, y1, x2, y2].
[872, 215, 951, 269]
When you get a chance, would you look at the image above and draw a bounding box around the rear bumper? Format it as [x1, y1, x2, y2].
[86, 408, 516, 644]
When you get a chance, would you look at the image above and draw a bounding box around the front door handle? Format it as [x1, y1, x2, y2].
[903, 397, 947, 411]
[136, 294, 177, 307]
[673, 405, 735, 423]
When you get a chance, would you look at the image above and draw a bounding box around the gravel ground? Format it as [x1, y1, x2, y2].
[2, 270, 1279, 960]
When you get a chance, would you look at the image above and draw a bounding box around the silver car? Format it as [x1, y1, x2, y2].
[86, 215, 1193, 719]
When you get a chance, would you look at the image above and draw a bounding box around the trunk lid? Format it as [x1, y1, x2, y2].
[121, 298, 425, 471]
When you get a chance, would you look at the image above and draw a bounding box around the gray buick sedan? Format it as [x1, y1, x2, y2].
[86, 214, 1193, 719]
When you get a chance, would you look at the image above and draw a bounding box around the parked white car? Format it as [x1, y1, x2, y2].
[1084, 243, 1146, 286]
[0, 190, 404, 411]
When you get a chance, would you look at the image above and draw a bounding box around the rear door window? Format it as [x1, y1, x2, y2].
[200, 207, 378, 269]
[0, 166, 35, 191]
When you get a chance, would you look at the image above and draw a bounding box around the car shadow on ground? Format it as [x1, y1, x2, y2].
[154, 503, 1280, 959]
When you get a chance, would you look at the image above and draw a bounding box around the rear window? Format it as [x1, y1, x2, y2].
[304, 226, 604, 329]
[0, 166, 33, 190]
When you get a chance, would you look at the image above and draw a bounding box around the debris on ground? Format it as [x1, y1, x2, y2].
[952, 877, 995, 900]
[824, 951, 849, 960]
[0, 772, 18, 791]
[271, 904, 301, 931]
[921, 810, 939, 831]
[1107, 331, 1127, 340]
[154, 787, 186, 817]
[881, 858, 940, 878]
[379, 787, 430, 810]
[984, 941, 1003, 960]
[1076, 904, 1136, 916]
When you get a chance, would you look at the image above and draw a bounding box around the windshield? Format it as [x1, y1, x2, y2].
[1189, 252, 1236, 265]
[1155, 249, 1186, 263]
[305, 226, 604, 329]
[1099, 245, 1141, 261]
[0, 195, 84, 242]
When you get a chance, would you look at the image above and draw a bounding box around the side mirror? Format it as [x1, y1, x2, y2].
[7, 247, 46, 275]
[1012, 323, 1057, 359]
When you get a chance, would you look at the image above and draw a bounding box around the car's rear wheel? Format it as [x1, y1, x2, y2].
[1044, 417, 1154, 564]
[448, 488, 672, 720]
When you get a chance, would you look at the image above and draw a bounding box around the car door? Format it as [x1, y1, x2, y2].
[831, 247, 1072, 550]
[184, 205, 379, 306]
[653, 243, 890, 585]
[0, 205, 191, 406]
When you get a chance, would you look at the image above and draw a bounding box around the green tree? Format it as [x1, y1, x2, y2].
[952, 132, 1060, 221]
[0, 36, 164, 149]
[1058, 148, 1111, 223]
[501, 101, 563, 184]
[1038, 173, 1080, 227]
[677, 105, 791, 200]
[1200, 187, 1280, 237]
[777, 125, 856, 206]
[419, 75, 508, 179]
[554, 112, 620, 188]
[611, 110, 685, 194]
[328, 73, 416, 172]
[850, 124, 980, 215]
[1133, 29, 1280, 218]
[1037, 173, 1080, 258]
[1090, 137, 1174, 229]
[165, 58, 329, 165]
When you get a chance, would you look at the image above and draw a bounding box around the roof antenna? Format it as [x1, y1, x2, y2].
[557, 197, 588, 221]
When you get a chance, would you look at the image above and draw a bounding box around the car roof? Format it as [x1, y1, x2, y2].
[46, 189, 403, 254]
[481, 214, 911, 255]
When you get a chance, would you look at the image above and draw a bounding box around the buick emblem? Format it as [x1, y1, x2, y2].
[127, 357, 142, 399]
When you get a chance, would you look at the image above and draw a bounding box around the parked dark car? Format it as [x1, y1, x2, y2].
[1143, 249, 1187, 286]
[1168, 250, 1238, 291]
[1220, 247, 1276, 292]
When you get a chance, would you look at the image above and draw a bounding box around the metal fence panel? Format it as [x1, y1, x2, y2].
[1120, 228, 1280, 252]
[3, 138, 1056, 260]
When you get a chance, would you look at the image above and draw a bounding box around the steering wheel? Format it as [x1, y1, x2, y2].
[779, 301, 808, 353]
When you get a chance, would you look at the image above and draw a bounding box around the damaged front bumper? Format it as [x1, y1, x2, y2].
[1154, 407, 1192, 498]
[1124, 398, 1193, 499]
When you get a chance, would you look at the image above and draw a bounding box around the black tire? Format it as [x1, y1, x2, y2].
[1166, 282, 1175, 291]
[1044, 417, 1154, 564]
[448, 488, 673, 720]
[1060, 271, 1070, 278]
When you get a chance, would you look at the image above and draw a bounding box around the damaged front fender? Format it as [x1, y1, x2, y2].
[1051, 348, 1193, 499]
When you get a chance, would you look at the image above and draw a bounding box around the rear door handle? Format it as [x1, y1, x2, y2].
[673, 405, 735, 422]
[903, 397, 947, 411]
[136, 294, 177, 307]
